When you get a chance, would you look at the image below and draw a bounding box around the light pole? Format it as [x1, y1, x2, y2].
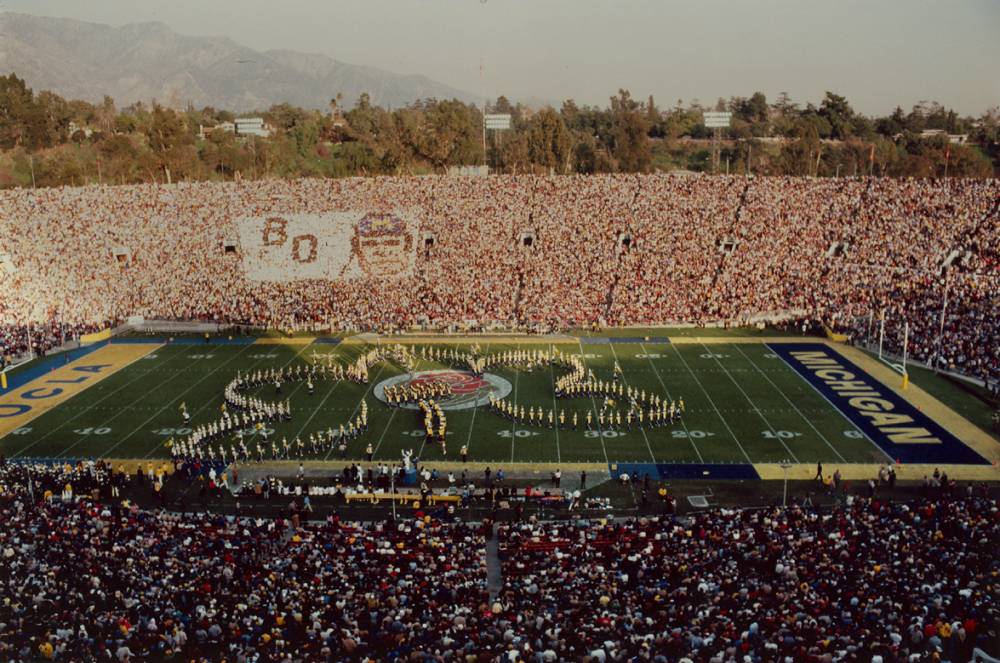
[780, 460, 792, 507]
[934, 272, 950, 374]
[390, 469, 397, 521]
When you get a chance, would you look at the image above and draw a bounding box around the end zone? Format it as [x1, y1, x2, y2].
[0, 344, 160, 439]
[768, 342, 994, 466]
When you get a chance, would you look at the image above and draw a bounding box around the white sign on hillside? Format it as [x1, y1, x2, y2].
[484, 114, 512, 130]
[703, 111, 732, 128]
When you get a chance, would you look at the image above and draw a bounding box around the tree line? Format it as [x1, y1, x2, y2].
[0, 72, 996, 188]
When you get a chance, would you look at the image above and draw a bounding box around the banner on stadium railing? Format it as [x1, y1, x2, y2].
[80, 328, 112, 345]
[237, 211, 417, 282]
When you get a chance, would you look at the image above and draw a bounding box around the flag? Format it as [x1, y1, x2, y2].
[178, 402, 186, 412]
[868, 145, 875, 162]
[165, 438, 174, 449]
[945, 145, 951, 161]
[0, 372, 6, 390]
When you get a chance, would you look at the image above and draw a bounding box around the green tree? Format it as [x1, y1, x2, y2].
[819, 92, 855, 140]
[97, 96, 118, 134]
[778, 121, 821, 175]
[403, 99, 482, 171]
[609, 89, 651, 172]
[0, 74, 49, 149]
[526, 108, 572, 172]
[772, 92, 797, 116]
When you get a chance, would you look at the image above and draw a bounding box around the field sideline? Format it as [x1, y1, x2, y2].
[1, 332, 998, 480]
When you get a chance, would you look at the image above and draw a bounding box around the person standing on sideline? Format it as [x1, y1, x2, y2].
[814, 461, 823, 481]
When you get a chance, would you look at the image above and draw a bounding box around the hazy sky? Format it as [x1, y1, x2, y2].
[5, 0, 999, 115]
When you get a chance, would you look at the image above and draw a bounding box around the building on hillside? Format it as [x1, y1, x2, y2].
[234, 117, 272, 138]
[918, 129, 968, 144]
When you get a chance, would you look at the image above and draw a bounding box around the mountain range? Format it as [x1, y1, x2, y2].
[0, 12, 479, 111]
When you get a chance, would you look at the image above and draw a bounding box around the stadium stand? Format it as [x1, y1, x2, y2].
[0, 460, 996, 661]
[0, 461, 490, 661]
[497, 496, 999, 661]
[0, 175, 997, 381]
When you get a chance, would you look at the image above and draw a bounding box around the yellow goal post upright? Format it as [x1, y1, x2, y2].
[877, 311, 910, 389]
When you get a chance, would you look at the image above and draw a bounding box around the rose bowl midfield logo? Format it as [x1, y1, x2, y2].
[373, 370, 512, 411]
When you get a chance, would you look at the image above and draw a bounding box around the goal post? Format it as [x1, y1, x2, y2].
[877, 312, 909, 388]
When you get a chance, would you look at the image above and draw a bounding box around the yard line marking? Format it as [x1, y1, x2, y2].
[608, 342, 655, 464]
[577, 339, 611, 468]
[547, 344, 561, 464]
[667, 343, 753, 464]
[639, 342, 704, 462]
[734, 344, 847, 463]
[700, 343, 798, 462]
[325, 358, 388, 461]
[465, 342, 491, 456]
[98, 341, 262, 459]
[10, 343, 187, 459]
[639, 343, 705, 463]
[291, 374, 345, 449]
[387, 350, 436, 461]
[510, 340, 520, 464]
[412, 354, 440, 463]
[137, 344, 312, 459]
[278, 346, 354, 454]
[371, 407, 399, 458]
[135, 342, 298, 459]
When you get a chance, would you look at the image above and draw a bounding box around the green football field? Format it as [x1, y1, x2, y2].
[0, 337, 914, 466]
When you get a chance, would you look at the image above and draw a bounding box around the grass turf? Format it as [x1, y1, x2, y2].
[0, 337, 987, 466]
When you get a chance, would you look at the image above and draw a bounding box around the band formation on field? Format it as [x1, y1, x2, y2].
[2, 334, 997, 481]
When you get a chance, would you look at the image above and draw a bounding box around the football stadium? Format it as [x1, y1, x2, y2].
[1, 2, 1000, 662]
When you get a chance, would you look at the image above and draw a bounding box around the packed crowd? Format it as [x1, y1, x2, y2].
[1, 456, 997, 662]
[0, 458, 121, 501]
[0, 175, 996, 379]
[497, 496, 999, 662]
[0, 461, 493, 662]
[0, 321, 108, 363]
